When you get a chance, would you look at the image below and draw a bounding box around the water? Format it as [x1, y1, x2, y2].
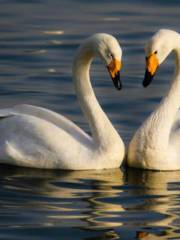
[0, 0, 180, 239]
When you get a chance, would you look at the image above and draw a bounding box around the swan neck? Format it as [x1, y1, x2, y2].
[174, 45, 180, 76]
[72, 43, 120, 148]
[168, 39, 180, 97]
[145, 36, 180, 149]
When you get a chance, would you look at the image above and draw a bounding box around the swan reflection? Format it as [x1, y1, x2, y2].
[0, 165, 124, 231]
[1, 165, 180, 239]
[127, 168, 180, 239]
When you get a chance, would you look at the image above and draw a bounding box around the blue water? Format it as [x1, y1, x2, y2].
[0, 0, 180, 239]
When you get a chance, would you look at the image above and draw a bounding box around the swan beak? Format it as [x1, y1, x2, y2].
[107, 59, 122, 90]
[143, 53, 159, 87]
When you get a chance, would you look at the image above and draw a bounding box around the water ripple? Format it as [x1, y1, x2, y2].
[0, 0, 180, 239]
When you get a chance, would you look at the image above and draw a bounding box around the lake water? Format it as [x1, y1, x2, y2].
[0, 0, 180, 239]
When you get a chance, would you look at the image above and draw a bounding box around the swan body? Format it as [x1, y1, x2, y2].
[128, 29, 180, 170]
[0, 34, 125, 169]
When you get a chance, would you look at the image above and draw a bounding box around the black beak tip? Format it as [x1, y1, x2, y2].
[143, 69, 154, 88]
[112, 71, 122, 91]
[143, 79, 149, 88]
[116, 82, 122, 90]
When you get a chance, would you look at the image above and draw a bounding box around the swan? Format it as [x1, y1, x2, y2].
[0, 33, 125, 169]
[128, 29, 180, 170]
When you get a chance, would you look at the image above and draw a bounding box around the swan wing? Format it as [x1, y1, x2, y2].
[9, 104, 91, 142]
[0, 113, 94, 169]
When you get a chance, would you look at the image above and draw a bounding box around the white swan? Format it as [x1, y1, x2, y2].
[0, 33, 125, 169]
[128, 29, 180, 170]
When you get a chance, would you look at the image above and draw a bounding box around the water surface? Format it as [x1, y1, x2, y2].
[0, 0, 180, 239]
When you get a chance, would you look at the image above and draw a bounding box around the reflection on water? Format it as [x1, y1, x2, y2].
[126, 169, 180, 239]
[1, 0, 180, 239]
[0, 165, 180, 239]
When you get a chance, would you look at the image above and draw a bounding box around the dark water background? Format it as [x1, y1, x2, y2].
[0, 0, 180, 239]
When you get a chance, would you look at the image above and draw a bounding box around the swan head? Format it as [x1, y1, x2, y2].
[143, 29, 179, 87]
[84, 33, 122, 90]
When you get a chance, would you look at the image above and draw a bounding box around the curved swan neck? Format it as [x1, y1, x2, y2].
[165, 37, 180, 105]
[73, 44, 94, 98]
[174, 42, 180, 76]
[145, 34, 180, 148]
[72, 41, 119, 148]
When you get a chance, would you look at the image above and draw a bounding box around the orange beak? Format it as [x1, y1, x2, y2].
[143, 53, 159, 87]
[107, 59, 122, 90]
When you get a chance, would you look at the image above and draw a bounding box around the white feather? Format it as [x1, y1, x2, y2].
[0, 34, 125, 169]
[128, 29, 180, 170]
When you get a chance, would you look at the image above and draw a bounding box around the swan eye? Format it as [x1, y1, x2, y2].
[146, 51, 158, 60]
